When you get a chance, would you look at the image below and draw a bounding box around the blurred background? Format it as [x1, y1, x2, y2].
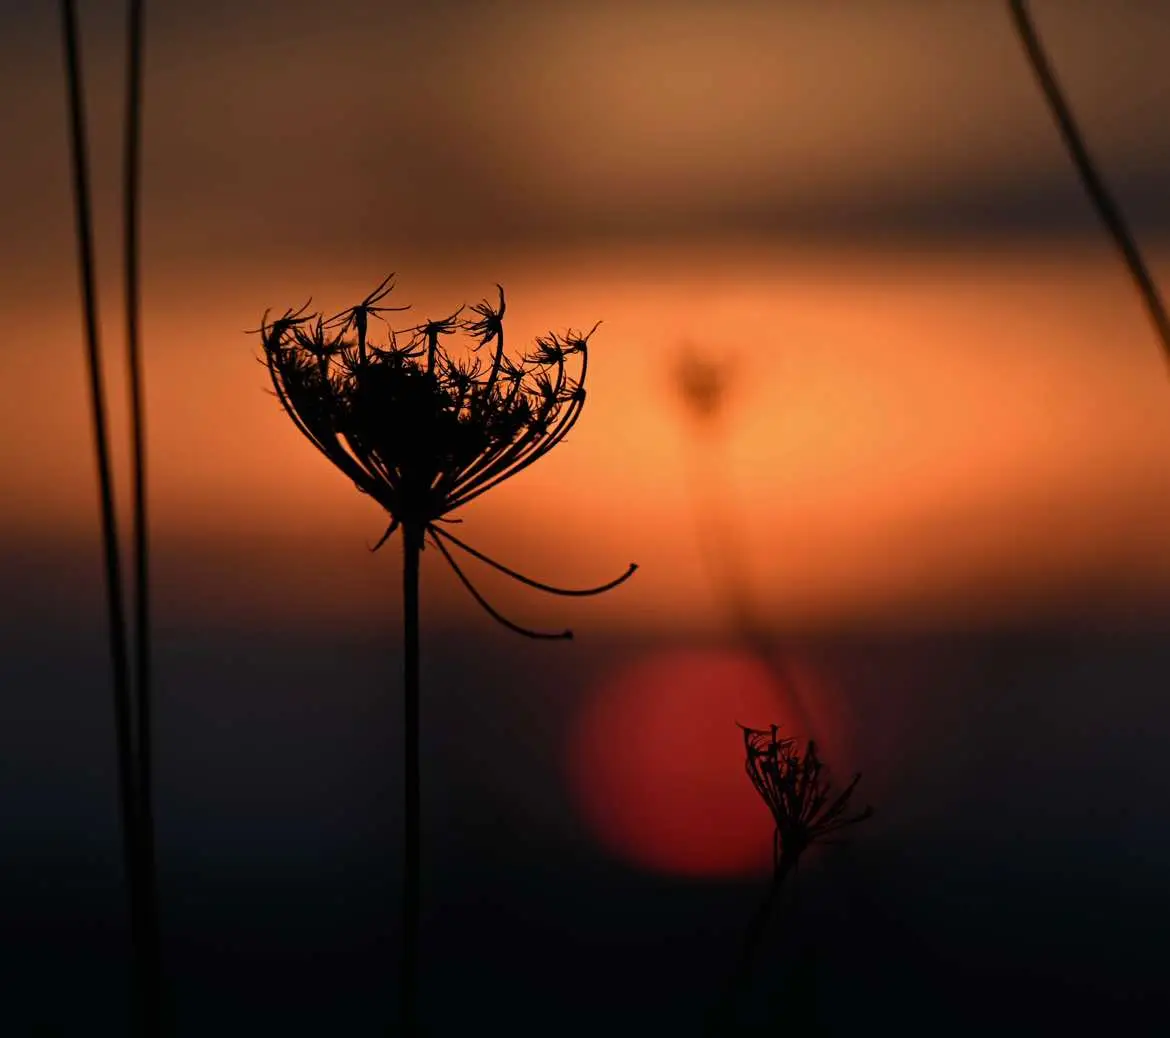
[4, 0, 1170, 1032]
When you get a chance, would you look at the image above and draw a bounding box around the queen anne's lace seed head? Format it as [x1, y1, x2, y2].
[741, 724, 872, 872]
[255, 275, 636, 638]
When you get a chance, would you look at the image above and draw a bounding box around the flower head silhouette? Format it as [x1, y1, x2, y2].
[741, 724, 872, 872]
[707, 725, 873, 1034]
[255, 275, 635, 1036]
[257, 275, 636, 638]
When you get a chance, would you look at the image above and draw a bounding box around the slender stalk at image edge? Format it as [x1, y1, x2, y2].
[59, 0, 149, 1029]
[123, 0, 166, 1029]
[1008, 0, 1170, 368]
[60, 0, 163, 1031]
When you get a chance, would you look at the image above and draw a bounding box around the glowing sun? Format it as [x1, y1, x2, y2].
[566, 646, 803, 879]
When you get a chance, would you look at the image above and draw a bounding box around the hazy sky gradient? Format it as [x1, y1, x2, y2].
[6, 1, 1170, 630]
[7, 5, 1170, 1032]
[5, 0, 1170, 279]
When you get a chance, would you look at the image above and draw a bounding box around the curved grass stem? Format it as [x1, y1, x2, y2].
[1008, 0, 1170, 369]
[59, 1, 152, 1031]
[123, 0, 166, 1030]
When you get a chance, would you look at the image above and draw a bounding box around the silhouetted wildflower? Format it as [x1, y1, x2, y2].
[256, 275, 635, 1036]
[256, 275, 636, 638]
[741, 724, 872, 873]
[707, 727, 873, 1034]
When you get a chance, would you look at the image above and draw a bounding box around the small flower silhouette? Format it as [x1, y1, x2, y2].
[707, 725, 873, 1034]
[256, 275, 636, 637]
[741, 723, 872, 874]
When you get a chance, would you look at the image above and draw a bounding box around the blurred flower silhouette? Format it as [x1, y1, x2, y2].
[741, 723, 872, 877]
[257, 275, 636, 637]
[673, 341, 734, 426]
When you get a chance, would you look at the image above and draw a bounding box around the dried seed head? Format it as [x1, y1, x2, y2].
[741, 723, 873, 871]
[254, 276, 637, 638]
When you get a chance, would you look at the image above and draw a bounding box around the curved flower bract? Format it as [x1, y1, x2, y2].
[256, 276, 636, 637]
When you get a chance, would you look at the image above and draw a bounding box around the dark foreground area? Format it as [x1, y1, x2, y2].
[5, 579, 1170, 1034]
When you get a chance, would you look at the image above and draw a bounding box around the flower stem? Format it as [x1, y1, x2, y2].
[705, 854, 795, 1035]
[401, 524, 423, 1037]
[123, 0, 166, 1031]
[683, 428, 814, 737]
[59, 2, 151, 1032]
[1007, 0, 1170, 369]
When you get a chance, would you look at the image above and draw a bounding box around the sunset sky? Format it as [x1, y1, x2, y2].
[5, 2, 1170, 1033]
[5, 1, 1170, 632]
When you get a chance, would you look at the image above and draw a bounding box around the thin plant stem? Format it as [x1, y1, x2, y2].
[123, 0, 165, 1031]
[682, 424, 814, 737]
[1008, 0, 1170, 369]
[401, 524, 422, 1037]
[731, 856, 795, 1005]
[705, 855, 796, 1036]
[688, 437, 757, 639]
[59, 0, 147, 1029]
